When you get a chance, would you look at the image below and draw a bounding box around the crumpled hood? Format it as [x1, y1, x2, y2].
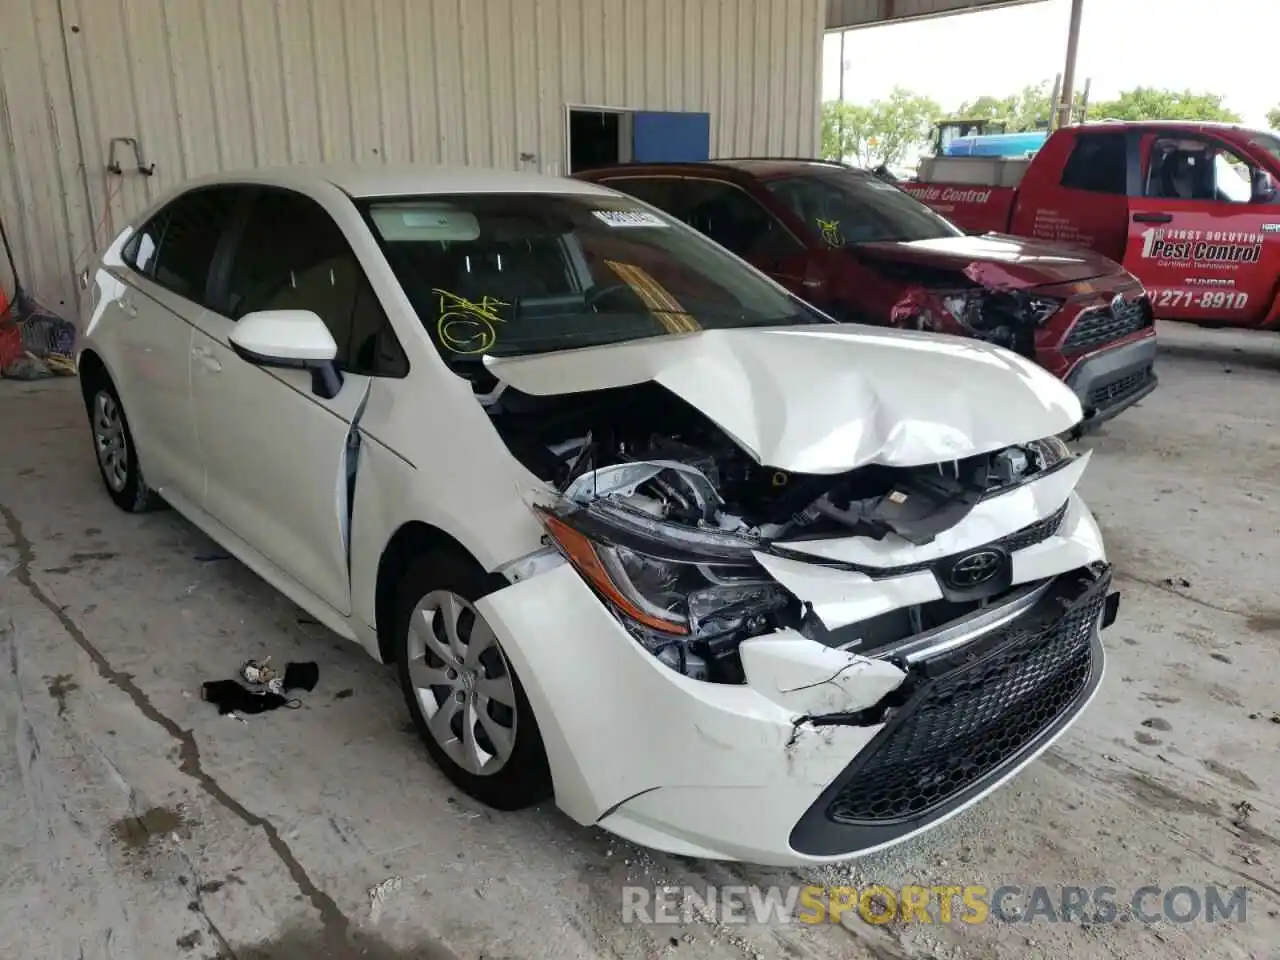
[484, 325, 1083, 474]
[853, 233, 1122, 287]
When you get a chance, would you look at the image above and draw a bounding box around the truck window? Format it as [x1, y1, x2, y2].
[1060, 133, 1127, 194]
[1145, 138, 1252, 203]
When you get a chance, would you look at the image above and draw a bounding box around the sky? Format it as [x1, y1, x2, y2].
[822, 0, 1276, 130]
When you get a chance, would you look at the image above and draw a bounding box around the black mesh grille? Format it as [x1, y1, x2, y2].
[1088, 365, 1155, 410]
[1064, 296, 1150, 353]
[826, 576, 1106, 825]
[993, 500, 1069, 554]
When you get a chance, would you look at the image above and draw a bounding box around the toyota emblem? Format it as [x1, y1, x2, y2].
[1111, 293, 1126, 313]
[948, 549, 1004, 589]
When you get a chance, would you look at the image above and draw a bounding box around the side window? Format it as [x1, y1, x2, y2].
[675, 180, 803, 259]
[599, 177, 682, 215]
[149, 187, 242, 303]
[1060, 133, 1128, 194]
[1146, 137, 1253, 204]
[224, 189, 407, 377]
[122, 213, 167, 277]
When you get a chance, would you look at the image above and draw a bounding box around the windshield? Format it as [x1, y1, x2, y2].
[763, 170, 963, 246]
[360, 193, 830, 361]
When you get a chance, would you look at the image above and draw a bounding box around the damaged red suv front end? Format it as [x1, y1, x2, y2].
[854, 233, 1159, 431]
[574, 160, 1158, 433]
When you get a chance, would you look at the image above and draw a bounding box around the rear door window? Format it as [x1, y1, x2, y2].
[122, 214, 167, 277]
[1060, 133, 1128, 194]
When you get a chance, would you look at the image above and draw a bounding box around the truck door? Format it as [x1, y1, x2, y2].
[1124, 131, 1280, 327]
[1009, 130, 1132, 262]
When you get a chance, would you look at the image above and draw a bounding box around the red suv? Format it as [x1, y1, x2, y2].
[575, 159, 1158, 432]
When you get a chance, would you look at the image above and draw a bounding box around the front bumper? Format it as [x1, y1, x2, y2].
[476, 502, 1113, 866]
[1063, 334, 1159, 431]
[790, 566, 1112, 857]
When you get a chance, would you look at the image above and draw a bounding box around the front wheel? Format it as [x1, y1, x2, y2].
[393, 547, 552, 809]
[83, 375, 162, 513]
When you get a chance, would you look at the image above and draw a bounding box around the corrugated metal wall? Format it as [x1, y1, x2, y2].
[0, 0, 824, 315]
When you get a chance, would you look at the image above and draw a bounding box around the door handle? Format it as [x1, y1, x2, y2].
[118, 295, 137, 318]
[1132, 212, 1174, 224]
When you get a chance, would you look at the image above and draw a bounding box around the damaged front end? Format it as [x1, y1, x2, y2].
[788, 562, 1116, 855]
[518, 397, 1093, 693]
[890, 280, 1063, 359]
[476, 321, 1115, 856]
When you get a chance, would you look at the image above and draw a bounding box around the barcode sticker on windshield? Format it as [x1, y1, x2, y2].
[593, 210, 669, 228]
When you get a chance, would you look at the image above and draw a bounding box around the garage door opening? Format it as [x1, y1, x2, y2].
[567, 109, 632, 174]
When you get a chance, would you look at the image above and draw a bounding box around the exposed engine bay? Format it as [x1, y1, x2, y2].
[477, 373, 1077, 685]
[482, 377, 1068, 544]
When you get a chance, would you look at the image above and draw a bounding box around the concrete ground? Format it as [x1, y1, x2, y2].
[0, 321, 1277, 960]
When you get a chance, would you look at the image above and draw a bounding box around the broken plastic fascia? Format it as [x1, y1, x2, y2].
[739, 632, 907, 718]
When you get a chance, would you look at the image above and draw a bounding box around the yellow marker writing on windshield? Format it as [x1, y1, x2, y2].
[433, 288, 509, 355]
[817, 219, 843, 246]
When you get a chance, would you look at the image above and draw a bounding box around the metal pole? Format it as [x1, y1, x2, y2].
[839, 29, 847, 102]
[1056, 0, 1085, 129]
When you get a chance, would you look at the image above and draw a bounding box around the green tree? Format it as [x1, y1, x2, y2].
[952, 81, 1086, 131]
[821, 88, 942, 166]
[821, 101, 872, 162]
[1091, 87, 1241, 123]
[1267, 106, 1280, 131]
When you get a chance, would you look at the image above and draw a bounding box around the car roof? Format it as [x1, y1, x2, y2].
[1072, 120, 1275, 138]
[173, 163, 619, 199]
[577, 158, 859, 181]
[714, 158, 852, 177]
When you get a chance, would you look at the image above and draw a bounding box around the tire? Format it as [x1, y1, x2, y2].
[393, 546, 552, 809]
[82, 372, 162, 514]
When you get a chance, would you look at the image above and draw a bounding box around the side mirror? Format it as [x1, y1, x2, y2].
[228, 309, 344, 399]
[1251, 169, 1277, 204]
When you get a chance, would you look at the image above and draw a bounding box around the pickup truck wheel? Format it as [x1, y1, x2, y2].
[393, 548, 553, 810]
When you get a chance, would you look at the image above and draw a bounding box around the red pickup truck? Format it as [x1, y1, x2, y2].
[905, 121, 1280, 330]
[576, 159, 1157, 431]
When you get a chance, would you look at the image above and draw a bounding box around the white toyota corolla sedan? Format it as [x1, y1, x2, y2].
[75, 165, 1118, 866]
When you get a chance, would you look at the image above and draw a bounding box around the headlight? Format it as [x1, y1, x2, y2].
[535, 505, 792, 681]
[1024, 434, 1072, 471]
[940, 290, 1064, 331]
[940, 290, 984, 328]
